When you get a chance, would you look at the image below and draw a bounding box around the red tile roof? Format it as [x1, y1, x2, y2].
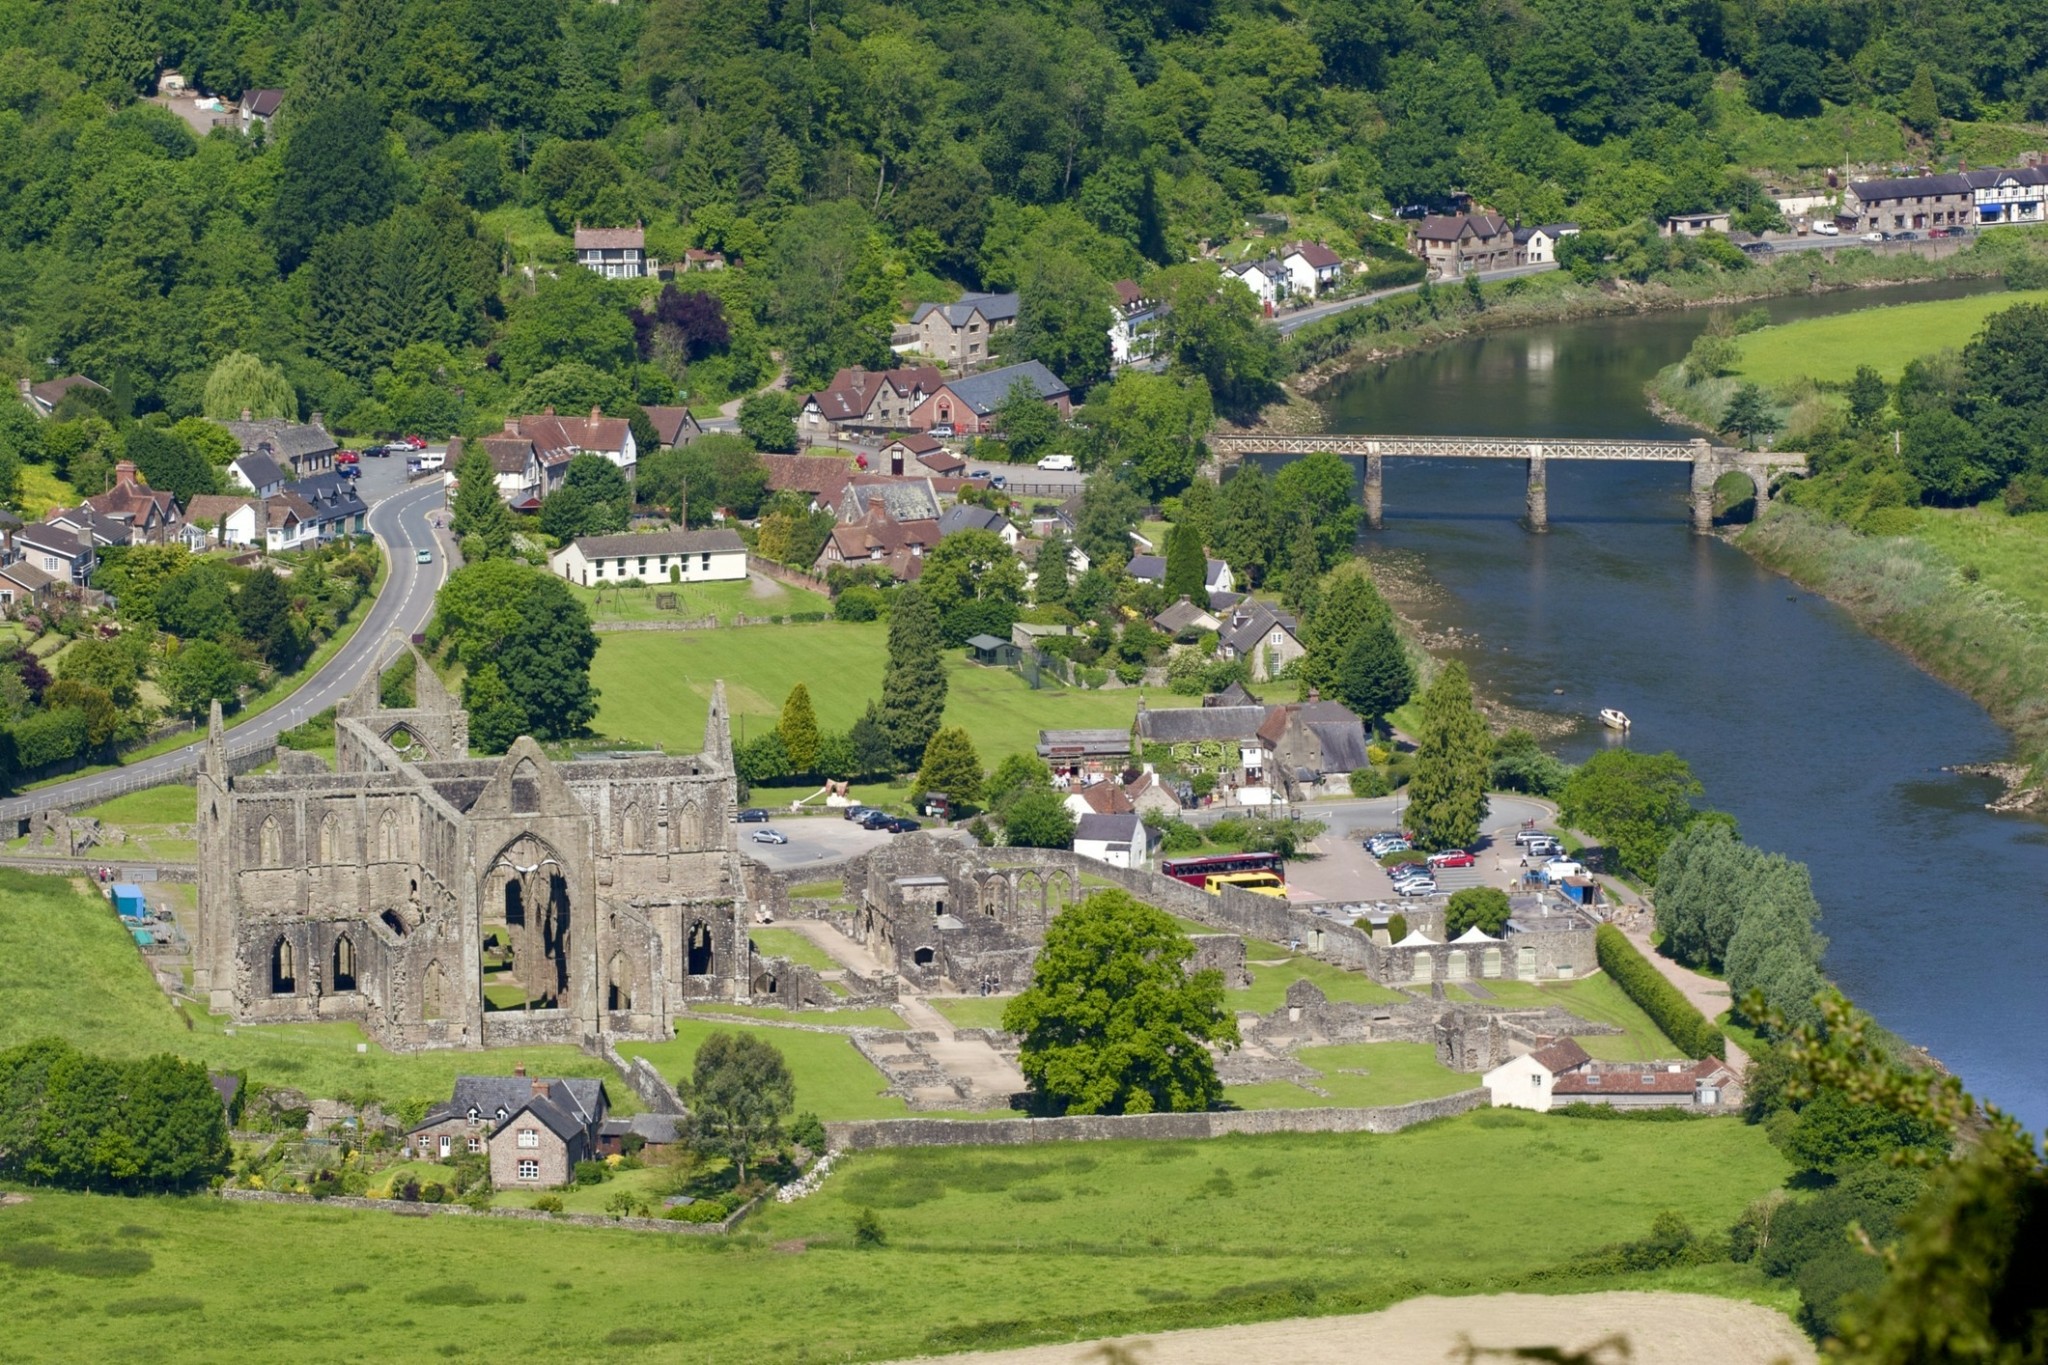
[1553, 1059, 1729, 1096]
[1286, 241, 1342, 268]
[1526, 1039, 1593, 1076]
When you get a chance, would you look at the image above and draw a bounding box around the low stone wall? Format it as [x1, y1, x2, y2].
[591, 616, 721, 632]
[825, 1089, 1484, 1150]
[0, 856, 197, 882]
[216, 1186, 766, 1234]
[599, 1037, 686, 1114]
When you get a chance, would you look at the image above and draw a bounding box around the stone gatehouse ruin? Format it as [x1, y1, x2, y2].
[193, 646, 753, 1051]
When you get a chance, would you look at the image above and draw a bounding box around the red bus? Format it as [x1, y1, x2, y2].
[1161, 852, 1285, 889]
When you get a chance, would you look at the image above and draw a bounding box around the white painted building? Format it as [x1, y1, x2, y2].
[1073, 812, 1150, 870]
[548, 528, 748, 587]
[1481, 1038, 1592, 1113]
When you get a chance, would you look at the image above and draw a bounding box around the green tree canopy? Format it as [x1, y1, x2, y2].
[879, 585, 947, 768]
[160, 640, 249, 720]
[1007, 250, 1115, 395]
[682, 1030, 795, 1185]
[1002, 889, 1240, 1114]
[778, 682, 821, 773]
[1559, 749, 1704, 881]
[266, 93, 397, 272]
[1162, 518, 1207, 601]
[914, 725, 984, 809]
[737, 390, 799, 453]
[1003, 785, 1076, 847]
[1446, 886, 1512, 938]
[201, 350, 297, 422]
[1090, 371, 1212, 498]
[1334, 615, 1415, 727]
[1405, 661, 1490, 851]
[449, 442, 515, 560]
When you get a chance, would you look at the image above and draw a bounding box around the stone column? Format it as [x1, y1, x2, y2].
[1524, 446, 1547, 532]
[1363, 449, 1385, 531]
[1689, 448, 1719, 533]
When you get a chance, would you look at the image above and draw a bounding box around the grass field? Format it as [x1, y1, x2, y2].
[619, 1019, 914, 1121]
[591, 622, 1196, 763]
[1731, 288, 2048, 385]
[745, 928, 841, 972]
[1447, 974, 1680, 1062]
[0, 869, 626, 1109]
[16, 460, 79, 517]
[693, 1004, 907, 1028]
[1228, 1041, 1480, 1109]
[929, 996, 1011, 1030]
[574, 576, 829, 625]
[1224, 954, 1409, 1014]
[0, 1111, 1793, 1363]
[1909, 505, 2048, 616]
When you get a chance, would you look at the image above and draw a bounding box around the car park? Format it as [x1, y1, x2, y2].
[1524, 837, 1561, 857]
[1368, 837, 1412, 855]
[1427, 850, 1477, 868]
[750, 828, 788, 844]
[1513, 828, 1557, 846]
[842, 805, 875, 821]
[364, 443, 392, 457]
[737, 808, 771, 823]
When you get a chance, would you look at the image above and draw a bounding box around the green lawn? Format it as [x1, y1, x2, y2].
[1452, 974, 1680, 1062]
[929, 996, 1012, 1030]
[575, 575, 828, 626]
[1227, 1041, 1477, 1109]
[694, 1004, 906, 1029]
[1224, 955, 1408, 1015]
[591, 622, 1196, 764]
[16, 460, 78, 518]
[620, 1020, 914, 1121]
[79, 785, 199, 826]
[0, 1112, 1794, 1363]
[1732, 289, 2048, 386]
[0, 869, 626, 1109]
[745, 928, 842, 972]
[786, 879, 850, 900]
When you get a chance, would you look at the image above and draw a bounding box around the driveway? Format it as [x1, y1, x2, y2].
[0, 469, 451, 821]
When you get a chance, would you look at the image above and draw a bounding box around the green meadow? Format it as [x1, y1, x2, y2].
[1730, 288, 2048, 385]
[591, 622, 1196, 763]
[0, 1111, 1794, 1364]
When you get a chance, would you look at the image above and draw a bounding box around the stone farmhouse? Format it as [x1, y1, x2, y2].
[1408, 211, 1514, 277]
[909, 292, 1019, 367]
[908, 361, 1071, 437]
[83, 461, 183, 545]
[224, 413, 338, 477]
[797, 366, 943, 440]
[1215, 600, 1301, 682]
[405, 1069, 610, 1187]
[1842, 165, 2048, 232]
[194, 647, 762, 1052]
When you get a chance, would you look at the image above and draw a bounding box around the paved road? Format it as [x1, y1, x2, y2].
[1272, 263, 1560, 335]
[0, 469, 451, 821]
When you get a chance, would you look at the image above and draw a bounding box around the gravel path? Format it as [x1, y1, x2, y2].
[883, 1291, 1815, 1365]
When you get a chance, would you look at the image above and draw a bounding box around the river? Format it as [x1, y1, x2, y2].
[1295, 276, 2048, 1132]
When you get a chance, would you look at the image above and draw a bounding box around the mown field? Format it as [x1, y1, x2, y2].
[591, 622, 1197, 762]
[572, 575, 829, 625]
[0, 1111, 1793, 1365]
[1731, 288, 2048, 385]
[0, 869, 625, 1110]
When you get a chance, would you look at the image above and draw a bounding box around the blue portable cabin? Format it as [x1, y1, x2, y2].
[112, 883, 146, 920]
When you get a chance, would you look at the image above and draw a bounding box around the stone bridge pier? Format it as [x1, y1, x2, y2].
[1526, 449, 1548, 531]
[1690, 441, 1793, 532]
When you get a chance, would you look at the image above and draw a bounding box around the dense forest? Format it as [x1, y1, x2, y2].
[5, 0, 2048, 472]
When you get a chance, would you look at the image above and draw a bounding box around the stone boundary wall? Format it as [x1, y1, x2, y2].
[825, 1089, 1485, 1150]
[590, 616, 721, 632]
[0, 857, 197, 882]
[598, 1037, 686, 1113]
[217, 1186, 763, 1234]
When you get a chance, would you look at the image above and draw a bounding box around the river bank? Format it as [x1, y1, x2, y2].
[1740, 509, 2048, 805]
[1271, 233, 2045, 414]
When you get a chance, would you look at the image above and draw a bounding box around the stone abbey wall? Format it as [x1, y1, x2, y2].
[193, 642, 752, 1053]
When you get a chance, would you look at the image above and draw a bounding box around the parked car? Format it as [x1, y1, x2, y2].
[750, 828, 788, 844]
[1367, 836, 1411, 854]
[1523, 837, 1562, 858]
[1513, 828, 1557, 846]
[1739, 239, 1774, 254]
[737, 808, 771, 823]
[364, 443, 393, 457]
[1862, 230, 1886, 242]
[339, 463, 360, 480]
[1390, 873, 1436, 893]
[842, 805, 875, 821]
[858, 810, 896, 830]
[989, 474, 1007, 490]
[401, 434, 428, 449]
[930, 424, 955, 437]
[335, 448, 360, 465]
[1895, 230, 1920, 240]
[1427, 850, 1477, 868]
[884, 817, 922, 834]
[1395, 877, 1437, 897]
[1036, 453, 1077, 472]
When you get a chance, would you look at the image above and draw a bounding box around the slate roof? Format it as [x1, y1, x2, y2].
[804, 366, 943, 422]
[938, 504, 1007, 537]
[1127, 554, 1229, 590]
[910, 292, 1020, 329]
[600, 1113, 682, 1144]
[294, 471, 368, 523]
[239, 88, 283, 117]
[936, 361, 1068, 418]
[1284, 241, 1342, 268]
[11, 523, 94, 559]
[918, 449, 967, 476]
[1526, 1039, 1593, 1076]
[569, 528, 744, 559]
[1220, 602, 1299, 656]
[230, 451, 285, 490]
[225, 418, 337, 462]
[25, 374, 105, 412]
[965, 633, 1009, 651]
[0, 560, 56, 592]
[574, 225, 645, 250]
[413, 1075, 609, 1132]
[1037, 728, 1132, 758]
[1154, 598, 1219, 634]
[1411, 212, 1510, 242]
[844, 479, 942, 524]
[1208, 681, 1261, 706]
[1074, 812, 1144, 845]
[1307, 720, 1371, 773]
[1134, 704, 1267, 743]
[639, 405, 700, 447]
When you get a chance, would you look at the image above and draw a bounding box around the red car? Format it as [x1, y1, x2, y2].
[334, 448, 360, 465]
[1427, 850, 1477, 868]
[401, 434, 428, 449]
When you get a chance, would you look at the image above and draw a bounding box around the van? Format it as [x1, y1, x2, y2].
[415, 449, 446, 471]
[1036, 453, 1077, 472]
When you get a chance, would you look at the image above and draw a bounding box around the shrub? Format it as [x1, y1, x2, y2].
[853, 1206, 886, 1247]
[573, 1159, 608, 1186]
[1386, 913, 1408, 943]
[789, 1111, 827, 1151]
[534, 1195, 565, 1214]
[1594, 925, 1726, 1060]
[665, 1199, 727, 1223]
[1349, 767, 1393, 798]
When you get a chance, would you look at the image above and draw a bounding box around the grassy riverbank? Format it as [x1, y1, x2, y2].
[1742, 509, 2048, 789]
[1283, 232, 2048, 397]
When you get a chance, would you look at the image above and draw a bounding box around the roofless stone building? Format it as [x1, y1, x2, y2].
[194, 643, 752, 1051]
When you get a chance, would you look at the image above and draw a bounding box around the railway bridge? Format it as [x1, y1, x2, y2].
[1208, 434, 1808, 533]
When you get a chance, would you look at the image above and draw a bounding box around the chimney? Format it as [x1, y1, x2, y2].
[504, 419, 519, 435]
[513, 1063, 526, 1077]
[241, 407, 253, 421]
[531, 1077, 549, 1098]
[15, 378, 27, 397]
[310, 411, 325, 429]
[1307, 686, 1320, 703]
[590, 405, 602, 421]
[114, 459, 138, 486]
[543, 405, 557, 416]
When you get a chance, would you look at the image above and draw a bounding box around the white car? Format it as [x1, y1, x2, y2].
[1812, 221, 1840, 236]
[1862, 230, 1885, 242]
[1036, 453, 1077, 472]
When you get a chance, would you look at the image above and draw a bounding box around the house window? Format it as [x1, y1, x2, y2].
[466, 1135, 483, 1153]
[517, 1159, 540, 1181]
[699, 553, 710, 570]
[1531, 1075, 1542, 1088]
[517, 1127, 539, 1149]
[418, 1135, 432, 1153]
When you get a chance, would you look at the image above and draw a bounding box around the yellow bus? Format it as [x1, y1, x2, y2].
[1206, 871, 1287, 899]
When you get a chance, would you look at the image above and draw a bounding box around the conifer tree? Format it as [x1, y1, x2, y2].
[450, 443, 514, 560]
[914, 726, 983, 810]
[1162, 519, 1207, 601]
[778, 682, 820, 773]
[879, 585, 946, 767]
[1300, 567, 1392, 697]
[1335, 615, 1414, 725]
[1406, 660, 1490, 851]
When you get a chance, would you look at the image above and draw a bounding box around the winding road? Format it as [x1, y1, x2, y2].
[0, 473, 451, 823]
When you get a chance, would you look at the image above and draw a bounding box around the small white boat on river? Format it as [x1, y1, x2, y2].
[1599, 708, 1631, 731]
